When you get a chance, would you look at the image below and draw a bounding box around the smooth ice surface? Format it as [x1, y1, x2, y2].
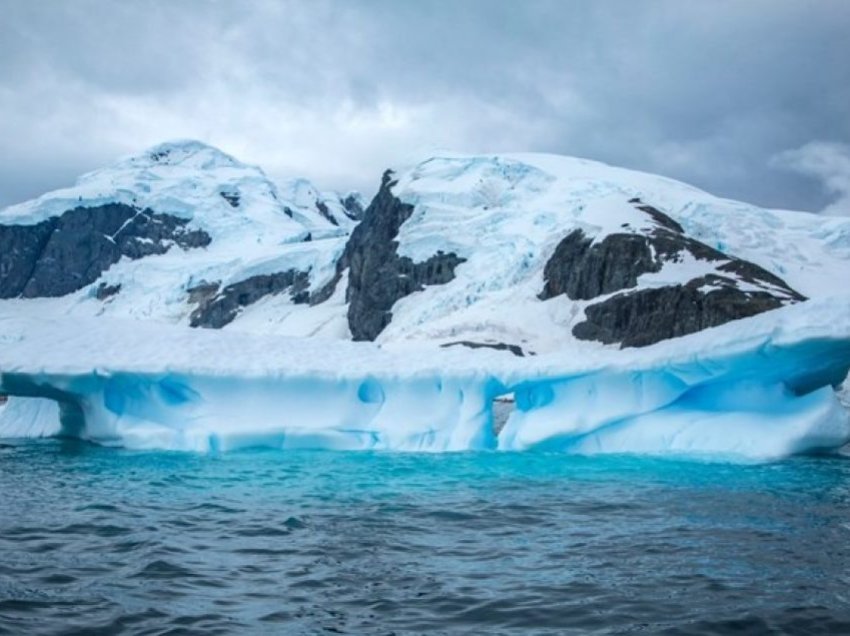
[2, 296, 850, 459]
[0, 397, 60, 438]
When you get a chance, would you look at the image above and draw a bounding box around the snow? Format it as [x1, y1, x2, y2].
[368, 153, 845, 351]
[2, 296, 850, 459]
[0, 140, 354, 329]
[3, 146, 848, 352]
[2, 145, 850, 458]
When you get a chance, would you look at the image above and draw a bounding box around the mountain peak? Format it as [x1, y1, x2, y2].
[118, 139, 244, 171]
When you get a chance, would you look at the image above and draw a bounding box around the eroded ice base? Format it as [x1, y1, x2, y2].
[2, 297, 850, 460]
[0, 396, 61, 438]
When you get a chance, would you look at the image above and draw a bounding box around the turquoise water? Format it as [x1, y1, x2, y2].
[2, 441, 850, 635]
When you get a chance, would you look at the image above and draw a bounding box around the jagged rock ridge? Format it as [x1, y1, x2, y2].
[190, 271, 310, 329]
[540, 199, 805, 347]
[318, 171, 466, 341]
[0, 204, 210, 299]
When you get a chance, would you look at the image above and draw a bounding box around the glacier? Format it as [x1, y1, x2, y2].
[2, 296, 850, 460]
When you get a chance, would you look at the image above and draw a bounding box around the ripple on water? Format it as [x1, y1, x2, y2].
[1, 443, 850, 634]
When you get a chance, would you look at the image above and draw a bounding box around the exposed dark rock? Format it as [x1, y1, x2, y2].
[541, 198, 805, 347]
[219, 190, 240, 208]
[0, 203, 211, 299]
[441, 341, 526, 357]
[190, 270, 310, 329]
[315, 200, 339, 227]
[341, 194, 364, 220]
[0, 219, 57, 299]
[186, 280, 221, 305]
[573, 277, 787, 348]
[95, 282, 121, 300]
[320, 170, 466, 341]
[628, 198, 684, 233]
[149, 149, 171, 163]
[540, 230, 657, 300]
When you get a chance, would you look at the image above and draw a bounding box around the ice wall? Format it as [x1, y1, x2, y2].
[3, 297, 850, 460]
[839, 373, 850, 411]
[2, 340, 849, 460]
[0, 396, 61, 438]
[0, 371, 500, 453]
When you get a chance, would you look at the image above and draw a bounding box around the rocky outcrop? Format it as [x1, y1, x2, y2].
[315, 200, 339, 226]
[440, 341, 526, 357]
[574, 279, 790, 348]
[95, 282, 121, 301]
[189, 270, 310, 329]
[341, 193, 364, 221]
[219, 190, 240, 208]
[0, 204, 211, 299]
[317, 171, 466, 341]
[541, 199, 805, 348]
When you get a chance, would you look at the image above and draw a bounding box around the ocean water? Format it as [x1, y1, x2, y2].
[1, 441, 850, 635]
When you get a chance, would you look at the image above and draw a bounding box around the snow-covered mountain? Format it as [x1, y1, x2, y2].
[0, 140, 358, 336]
[3, 144, 849, 353]
[326, 154, 849, 353]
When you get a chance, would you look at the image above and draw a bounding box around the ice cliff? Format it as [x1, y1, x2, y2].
[1, 296, 849, 459]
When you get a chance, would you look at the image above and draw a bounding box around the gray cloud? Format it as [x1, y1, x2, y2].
[0, 0, 848, 211]
[774, 142, 850, 216]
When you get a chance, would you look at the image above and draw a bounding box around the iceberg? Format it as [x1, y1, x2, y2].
[2, 296, 850, 460]
[0, 396, 61, 438]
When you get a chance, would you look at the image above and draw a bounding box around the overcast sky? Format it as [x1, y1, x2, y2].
[1, 0, 849, 212]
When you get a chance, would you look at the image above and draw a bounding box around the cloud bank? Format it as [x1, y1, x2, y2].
[1, 0, 848, 211]
[774, 142, 850, 216]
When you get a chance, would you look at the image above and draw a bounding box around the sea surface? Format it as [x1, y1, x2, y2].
[1, 441, 850, 635]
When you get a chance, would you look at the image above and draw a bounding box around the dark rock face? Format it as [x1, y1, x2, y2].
[0, 221, 56, 299]
[0, 204, 211, 299]
[341, 194, 364, 221]
[315, 200, 339, 227]
[440, 341, 526, 357]
[186, 280, 221, 305]
[541, 198, 805, 348]
[319, 171, 466, 341]
[574, 280, 788, 348]
[190, 270, 310, 329]
[540, 231, 657, 300]
[95, 282, 121, 300]
[219, 190, 240, 208]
